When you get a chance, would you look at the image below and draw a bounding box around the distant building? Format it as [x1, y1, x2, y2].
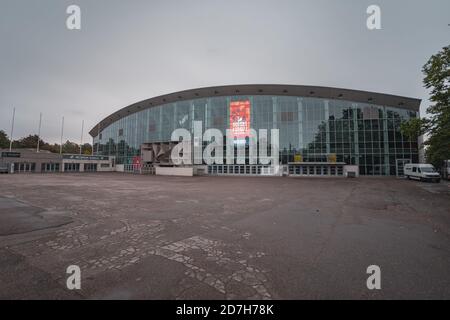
[0, 149, 114, 173]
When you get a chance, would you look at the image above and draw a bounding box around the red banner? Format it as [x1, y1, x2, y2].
[230, 100, 251, 138]
[132, 156, 142, 169]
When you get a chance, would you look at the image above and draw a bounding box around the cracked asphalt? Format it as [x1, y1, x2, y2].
[0, 173, 449, 299]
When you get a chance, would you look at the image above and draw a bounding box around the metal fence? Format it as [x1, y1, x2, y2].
[208, 164, 280, 176]
[288, 164, 344, 176]
[123, 164, 155, 175]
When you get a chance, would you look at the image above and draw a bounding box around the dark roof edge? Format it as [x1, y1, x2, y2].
[89, 84, 421, 137]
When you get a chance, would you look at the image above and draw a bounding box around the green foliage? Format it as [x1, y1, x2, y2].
[422, 45, 450, 167]
[81, 143, 93, 155]
[0, 130, 10, 148]
[61, 140, 79, 154]
[0, 132, 92, 155]
[401, 45, 450, 168]
[12, 134, 45, 149]
[425, 128, 450, 168]
[400, 117, 426, 140]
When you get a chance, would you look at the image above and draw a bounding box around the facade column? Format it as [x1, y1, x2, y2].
[272, 97, 278, 161]
[324, 100, 330, 155]
[352, 103, 359, 166]
[226, 96, 231, 131]
[382, 106, 390, 175]
[297, 98, 303, 152]
[190, 101, 195, 133]
[158, 106, 163, 141]
[135, 113, 138, 155]
[205, 99, 210, 129]
[173, 102, 178, 130]
[272, 96, 278, 130]
[145, 109, 150, 143]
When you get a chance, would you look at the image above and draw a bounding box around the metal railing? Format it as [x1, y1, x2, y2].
[288, 164, 344, 176]
[123, 164, 155, 175]
[208, 164, 280, 176]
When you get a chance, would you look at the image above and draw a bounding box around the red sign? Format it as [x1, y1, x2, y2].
[132, 156, 142, 169]
[230, 100, 251, 138]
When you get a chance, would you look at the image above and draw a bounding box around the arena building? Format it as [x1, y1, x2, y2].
[89, 85, 421, 177]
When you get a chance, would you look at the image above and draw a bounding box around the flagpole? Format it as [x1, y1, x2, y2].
[9, 107, 15, 151]
[79, 119, 84, 154]
[37, 112, 42, 152]
[60, 116, 64, 154]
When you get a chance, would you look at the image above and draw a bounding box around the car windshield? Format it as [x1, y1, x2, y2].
[421, 167, 435, 173]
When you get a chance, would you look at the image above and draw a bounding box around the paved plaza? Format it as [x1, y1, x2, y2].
[0, 173, 449, 299]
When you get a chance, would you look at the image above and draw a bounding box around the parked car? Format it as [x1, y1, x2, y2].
[441, 160, 450, 180]
[404, 163, 441, 183]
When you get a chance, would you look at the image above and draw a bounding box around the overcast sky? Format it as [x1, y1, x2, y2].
[0, 0, 449, 143]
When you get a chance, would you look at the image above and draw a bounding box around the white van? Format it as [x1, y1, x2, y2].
[404, 163, 441, 183]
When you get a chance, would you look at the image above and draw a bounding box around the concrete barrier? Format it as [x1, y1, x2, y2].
[155, 167, 194, 176]
[343, 165, 359, 178]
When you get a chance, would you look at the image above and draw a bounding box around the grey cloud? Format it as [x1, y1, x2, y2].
[0, 0, 449, 143]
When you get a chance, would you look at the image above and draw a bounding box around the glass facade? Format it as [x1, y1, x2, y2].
[93, 95, 419, 175]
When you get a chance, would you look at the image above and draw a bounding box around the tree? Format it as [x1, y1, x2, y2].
[41, 143, 59, 153]
[0, 130, 10, 149]
[13, 134, 45, 149]
[423, 45, 450, 167]
[0, 131, 93, 154]
[81, 143, 92, 155]
[62, 140, 80, 154]
[400, 117, 426, 141]
[401, 45, 450, 168]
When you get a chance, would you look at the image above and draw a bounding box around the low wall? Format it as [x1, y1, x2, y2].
[193, 165, 208, 176]
[155, 167, 194, 176]
[343, 165, 359, 177]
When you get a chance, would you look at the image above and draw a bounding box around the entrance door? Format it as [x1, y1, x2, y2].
[396, 159, 411, 177]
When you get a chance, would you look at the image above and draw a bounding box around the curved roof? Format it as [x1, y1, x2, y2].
[89, 84, 421, 137]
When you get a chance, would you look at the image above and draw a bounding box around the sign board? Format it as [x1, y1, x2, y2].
[327, 153, 337, 163]
[294, 154, 303, 162]
[63, 154, 109, 161]
[230, 100, 251, 139]
[132, 156, 142, 169]
[1, 152, 21, 158]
